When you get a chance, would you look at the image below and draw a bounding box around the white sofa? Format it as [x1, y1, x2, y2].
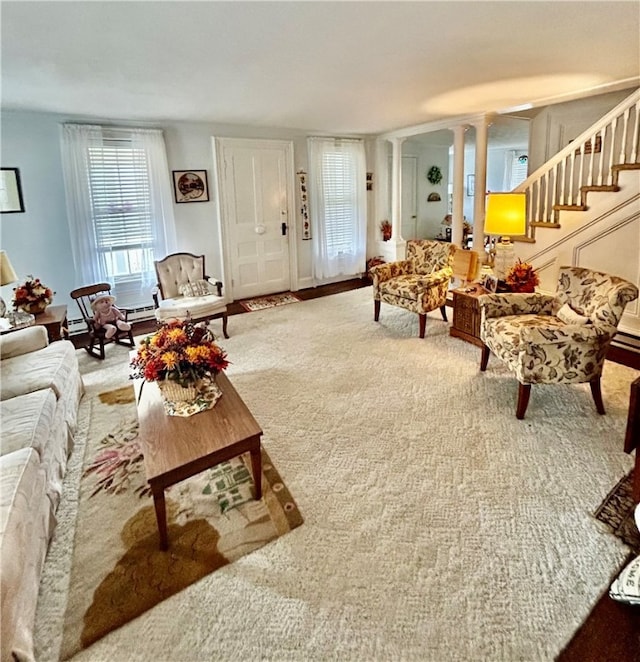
[0, 326, 84, 662]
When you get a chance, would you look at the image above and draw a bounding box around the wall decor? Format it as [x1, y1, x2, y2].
[427, 192, 441, 202]
[297, 170, 311, 240]
[467, 174, 475, 197]
[366, 172, 373, 191]
[0, 167, 25, 213]
[426, 166, 443, 186]
[172, 170, 209, 203]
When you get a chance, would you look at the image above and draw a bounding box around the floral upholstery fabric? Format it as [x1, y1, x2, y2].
[478, 266, 638, 385]
[370, 240, 455, 316]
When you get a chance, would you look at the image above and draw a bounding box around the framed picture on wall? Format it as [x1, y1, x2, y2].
[172, 170, 209, 203]
[1, 167, 25, 213]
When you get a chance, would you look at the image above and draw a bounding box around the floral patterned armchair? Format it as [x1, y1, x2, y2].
[370, 240, 455, 338]
[478, 266, 638, 419]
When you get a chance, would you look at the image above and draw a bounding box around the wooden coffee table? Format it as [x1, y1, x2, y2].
[135, 371, 263, 550]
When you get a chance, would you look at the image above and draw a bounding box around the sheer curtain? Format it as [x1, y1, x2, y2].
[307, 137, 367, 281]
[61, 124, 177, 305]
[61, 124, 106, 285]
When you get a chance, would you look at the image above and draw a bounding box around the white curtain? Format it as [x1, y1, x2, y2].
[61, 123, 106, 285]
[307, 137, 367, 281]
[130, 128, 177, 289]
[61, 124, 177, 302]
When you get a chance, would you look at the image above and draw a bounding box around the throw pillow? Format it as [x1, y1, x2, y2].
[179, 279, 212, 298]
[557, 302, 591, 325]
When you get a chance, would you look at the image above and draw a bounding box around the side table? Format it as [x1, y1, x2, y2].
[34, 304, 69, 342]
[450, 283, 489, 347]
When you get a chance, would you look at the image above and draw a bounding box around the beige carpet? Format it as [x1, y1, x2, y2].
[34, 287, 638, 661]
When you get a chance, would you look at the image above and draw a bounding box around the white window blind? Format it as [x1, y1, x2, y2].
[321, 150, 358, 256]
[87, 140, 154, 281]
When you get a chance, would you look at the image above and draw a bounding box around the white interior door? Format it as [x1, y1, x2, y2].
[218, 138, 293, 300]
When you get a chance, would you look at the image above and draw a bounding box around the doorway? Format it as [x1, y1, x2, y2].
[216, 138, 296, 300]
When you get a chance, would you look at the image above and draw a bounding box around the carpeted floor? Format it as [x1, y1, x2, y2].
[34, 288, 638, 661]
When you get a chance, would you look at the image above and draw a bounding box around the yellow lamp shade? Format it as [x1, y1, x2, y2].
[484, 193, 527, 237]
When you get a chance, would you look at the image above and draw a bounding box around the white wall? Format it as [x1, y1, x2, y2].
[0, 110, 377, 316]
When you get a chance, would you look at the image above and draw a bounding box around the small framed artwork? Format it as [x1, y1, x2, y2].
[480, 272, 498, 293]
[172, 170, 209, 203]
[467, 174, 475, 197]
[1, 167, 25, 213]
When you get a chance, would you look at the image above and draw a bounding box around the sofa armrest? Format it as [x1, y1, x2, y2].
[0, 326, 49, 359]
[414, 266, 453, 289]
[478, 292, 556, 319]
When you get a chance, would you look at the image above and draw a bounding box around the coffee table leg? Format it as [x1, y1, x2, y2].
[250, 445, 262, 500]
[151, 486, 169, 551]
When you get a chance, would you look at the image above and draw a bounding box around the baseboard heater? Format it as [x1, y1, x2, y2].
[67, 305, 156, 336]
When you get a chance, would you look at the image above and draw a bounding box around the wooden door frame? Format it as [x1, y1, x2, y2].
[212, 137, 299, 301]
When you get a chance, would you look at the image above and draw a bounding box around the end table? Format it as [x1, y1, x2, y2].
[34, 304, 69, 342]
[450, 283, 489, 347]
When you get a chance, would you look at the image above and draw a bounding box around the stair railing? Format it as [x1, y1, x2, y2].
[515, 88, 640, 240]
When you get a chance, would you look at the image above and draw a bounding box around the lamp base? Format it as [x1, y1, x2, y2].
[0, 296, 6, 318]
[493, 238, 515, 280]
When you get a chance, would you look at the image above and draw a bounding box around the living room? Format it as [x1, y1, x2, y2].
[1, 2, 640, 661]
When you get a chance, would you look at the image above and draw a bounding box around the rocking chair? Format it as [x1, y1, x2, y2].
[70, 283, 135, 360]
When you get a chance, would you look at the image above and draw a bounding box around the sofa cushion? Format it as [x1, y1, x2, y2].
[1, 448, 52, 662]
[1, 390, 72, 510]
[155, 294, 226, 321]
[0, 339, 82, 431]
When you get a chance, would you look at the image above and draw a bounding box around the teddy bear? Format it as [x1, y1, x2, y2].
[90, 293, 131, 339]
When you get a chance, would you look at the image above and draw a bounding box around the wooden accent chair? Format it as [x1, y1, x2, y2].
[478, 266, 638, 419]
[70, 282, 135, 360]
[152, 252, 229, 338]
[370, 239, 456, 338]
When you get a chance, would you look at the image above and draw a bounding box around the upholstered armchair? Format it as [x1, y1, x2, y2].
[152, 252, 229, 338]
[478, 266, 639, 419]
[370, 239, 456, 338]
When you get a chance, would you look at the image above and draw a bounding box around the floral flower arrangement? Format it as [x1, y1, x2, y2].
[505, 259, 540, 293]
[12, 275, 54, 310]
[130, 319, 229, 388]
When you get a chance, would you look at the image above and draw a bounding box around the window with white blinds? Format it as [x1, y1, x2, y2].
[87, 140, 154, 281]
[307, 136, 366, 281]
[61, 123, 176, 307]
[321, 150, 358, 256]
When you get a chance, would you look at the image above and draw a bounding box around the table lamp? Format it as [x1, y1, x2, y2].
[0, 251, 18, 317]
[484, 192, 527, 280]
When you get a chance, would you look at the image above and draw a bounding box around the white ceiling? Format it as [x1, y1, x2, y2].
[2, 1, 639, 136]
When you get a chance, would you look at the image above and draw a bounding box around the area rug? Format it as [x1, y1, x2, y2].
[59, 386, 302, 660]
[239, 292, 301, 312]
[595, 470, 640, 554]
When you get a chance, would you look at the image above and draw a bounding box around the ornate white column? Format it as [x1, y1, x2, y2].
[450, 125, 467, 248]
[383, 137, 407, 261]
[471, 115, 491, 255]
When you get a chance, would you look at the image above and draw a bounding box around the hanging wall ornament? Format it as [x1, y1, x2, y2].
[427, 166, 443, 185]
[297, 170, 311, 240]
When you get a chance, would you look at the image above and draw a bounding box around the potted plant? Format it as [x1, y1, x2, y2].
[380, 220, 392, 241]
[12, 275, 54, 315]
[130, 319, 229, 414]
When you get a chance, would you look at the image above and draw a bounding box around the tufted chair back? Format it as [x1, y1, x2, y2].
[406, 240, 454, 275]
[155, 253, 206, 299]
[555, 266, 639, 329]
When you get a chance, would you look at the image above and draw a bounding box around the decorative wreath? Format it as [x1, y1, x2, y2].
[427, 166, 443, 185]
